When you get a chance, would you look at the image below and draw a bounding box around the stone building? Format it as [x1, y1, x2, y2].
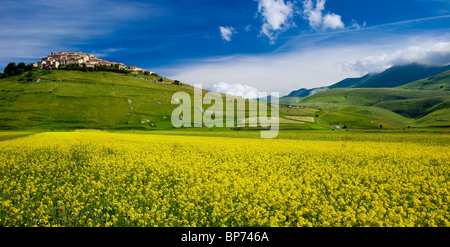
[37, 52, 127, 70]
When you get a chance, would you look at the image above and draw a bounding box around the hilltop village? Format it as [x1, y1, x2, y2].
[37, 52, 152, 74]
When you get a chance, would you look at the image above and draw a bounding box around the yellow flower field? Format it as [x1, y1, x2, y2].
[0, 131, 449, 227]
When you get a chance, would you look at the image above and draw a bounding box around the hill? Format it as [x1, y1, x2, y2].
[398, 70, 450, 91]
[0, 70, 196, 130]
[1, 69, 313, 131]
[292, 88, 450, 129]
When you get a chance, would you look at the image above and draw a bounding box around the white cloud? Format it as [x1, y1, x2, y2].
[323, 13, 345, 29]
[160, 32, 450, 96]
[302, 0, 344, 30]
[219, 26, 236, 42]
[160, 48, 360, 96]
[302, 0, 325, 29]
[208, 82, 261, 99]
[339, 42, 450, 74]
[350, 19, 366, 30]
[151, 15, 450, 96]
[256, 0, 295, 43]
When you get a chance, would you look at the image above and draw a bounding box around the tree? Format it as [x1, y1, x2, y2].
[4, 62, 18, 76]
[173, 80, 180, 85]
[0, 72, 4, 79]
[17, 62, 26, 70]
[25, 63, 34, 72]
[17, 62, 26, 75]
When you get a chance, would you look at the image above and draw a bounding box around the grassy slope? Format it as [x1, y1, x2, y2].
[0, 70, 306, 130]
[415, 108, 450, 127]
[374, 96, 450, 118]
[298, 88, 450, 105]
[294, 88, 450, 129]
[0, 70, 197, 130]
[398, 70, 450, 91]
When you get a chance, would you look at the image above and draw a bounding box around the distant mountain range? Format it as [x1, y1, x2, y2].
[281, 63, 450, 129]
[285, 63, 450, 98]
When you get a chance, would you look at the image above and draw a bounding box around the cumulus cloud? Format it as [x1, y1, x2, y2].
[254, 0, 347, 42]
[323, 13, 345, 29]
[219, 26, 236, 42]
[302, 0, 345, 30]
[302, 0, 325, 29]
[256, 0, 295, 43]
[208, 82, 261, 99]
[339, 42, 450, 74]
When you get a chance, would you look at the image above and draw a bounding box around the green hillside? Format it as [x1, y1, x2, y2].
[2, 67, 449, 131]
[398, 70, 450, 91]
[292, 88, 450, 129]
[0, 70, 197, 130]
[414, 108, 450, 127]
[0, 69, 301, 131]
[298, 88, 450, 106]
[373, 96, 450, 118]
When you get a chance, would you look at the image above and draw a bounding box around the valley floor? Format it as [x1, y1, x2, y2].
[0, 130, 449, 227]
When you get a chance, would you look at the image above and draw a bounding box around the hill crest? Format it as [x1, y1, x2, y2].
[36, 51, 150, 74]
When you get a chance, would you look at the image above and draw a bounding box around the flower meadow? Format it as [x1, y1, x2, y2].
[0, 131, 449, 227]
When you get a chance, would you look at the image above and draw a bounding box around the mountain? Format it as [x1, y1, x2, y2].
[280, 63, 450, 129]
[284, 87, 329, 98]
[330, 63, 450, 89]
[284, 64, 450, 99]
[328, 74, 371, 89]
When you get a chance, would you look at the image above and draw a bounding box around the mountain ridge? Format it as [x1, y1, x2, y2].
[281, 63, 450, 129]
[285, 63, 450, 98]
[331, 63, 450, 89]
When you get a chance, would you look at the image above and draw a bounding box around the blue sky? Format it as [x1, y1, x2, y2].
[1, 0, 450, 96]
